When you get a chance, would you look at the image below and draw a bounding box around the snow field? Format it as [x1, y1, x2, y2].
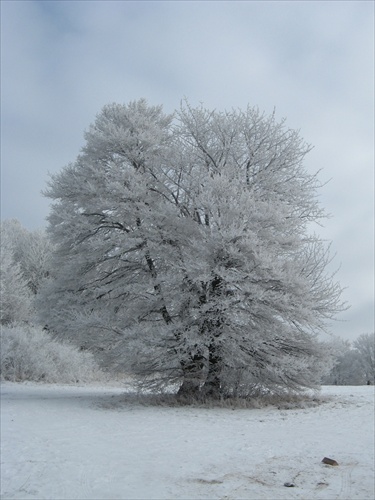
[1, 383, 374, 499]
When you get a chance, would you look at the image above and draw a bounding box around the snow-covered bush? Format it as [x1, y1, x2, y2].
[0, 324, 104, 383]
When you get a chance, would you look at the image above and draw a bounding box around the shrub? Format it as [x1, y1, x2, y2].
[0, 324, 104, 383]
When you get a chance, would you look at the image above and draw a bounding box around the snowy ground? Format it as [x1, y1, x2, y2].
[1, 383, 374, 500]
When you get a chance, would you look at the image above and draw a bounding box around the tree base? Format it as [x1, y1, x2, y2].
[177, 380, 201, 398]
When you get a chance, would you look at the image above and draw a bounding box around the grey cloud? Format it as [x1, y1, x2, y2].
[1, 0, 373, 340]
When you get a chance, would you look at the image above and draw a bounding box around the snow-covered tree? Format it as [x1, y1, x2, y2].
[353, 333, 375, 384]
[322, 333, 374, 385]
[1, 219, 53, 325]
[1, 219, 53, 295]
[0, 238, 32, 325]
[322, 338, 364, 385]
[39, 99, 345, 398]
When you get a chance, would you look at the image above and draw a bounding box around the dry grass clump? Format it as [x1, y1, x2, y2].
[95, 387, 330, 411]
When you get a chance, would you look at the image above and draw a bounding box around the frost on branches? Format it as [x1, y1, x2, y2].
[39, 99, 345, 398]
[1, 219, 53, 325]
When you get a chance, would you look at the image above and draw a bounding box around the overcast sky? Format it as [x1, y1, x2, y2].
[1, 0, 374, 341]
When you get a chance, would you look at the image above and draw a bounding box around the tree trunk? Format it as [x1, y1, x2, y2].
[201, 342, 222, 398]
[177, 353, 205, 398]
[177, 379, 201, 398]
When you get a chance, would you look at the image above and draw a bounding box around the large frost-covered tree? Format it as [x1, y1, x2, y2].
[39, 99, 344, 398]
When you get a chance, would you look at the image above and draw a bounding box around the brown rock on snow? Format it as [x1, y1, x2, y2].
[322, 457, 339, 466]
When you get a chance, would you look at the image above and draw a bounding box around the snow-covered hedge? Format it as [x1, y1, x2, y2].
[0, 324, 104, 383]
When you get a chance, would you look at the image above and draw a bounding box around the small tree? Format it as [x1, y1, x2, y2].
[0, 241, 32, 325]
[353, 333, 375, 384]
[322, 338, 364, 385]
[1, 219, 53, 326]
[1, 219, 53, 295]
[39, 99, 345, 398]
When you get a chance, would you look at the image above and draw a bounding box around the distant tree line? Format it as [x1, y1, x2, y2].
[322, 333, 375, 386]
